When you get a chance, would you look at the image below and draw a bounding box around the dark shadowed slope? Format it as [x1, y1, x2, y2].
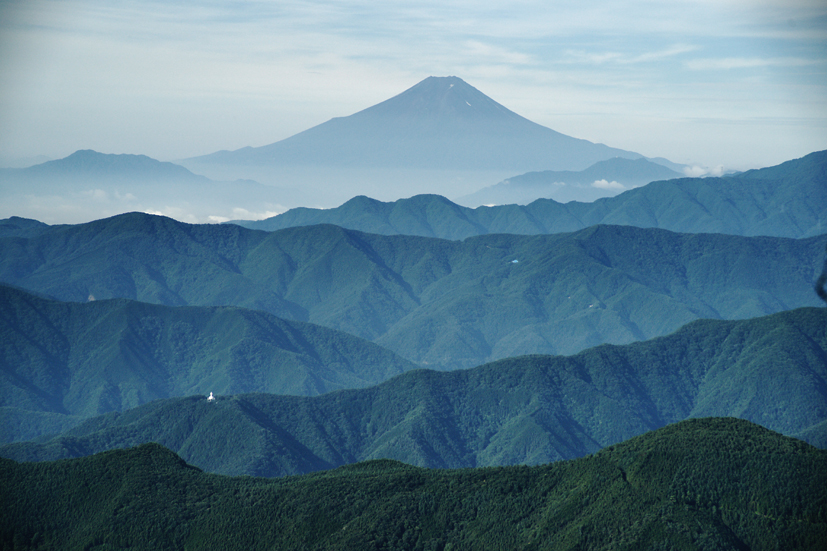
[1, 215, 824, 370]
[2, 419, 825, 550]
[4, 308, 824, 477]
[0, 285, 416, 442]
[235, 150, 827, 239]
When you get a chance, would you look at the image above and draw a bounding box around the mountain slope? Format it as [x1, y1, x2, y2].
[2, 419, 825, 550]
[235, 150, 827, 239]
[1, 215, 824, 369]
[4, 308, 825, 476]
[0, 217, 50, 239]
[0, 284, 416, 442]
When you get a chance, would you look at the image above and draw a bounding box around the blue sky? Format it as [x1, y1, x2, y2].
[1, 0, 825, 172]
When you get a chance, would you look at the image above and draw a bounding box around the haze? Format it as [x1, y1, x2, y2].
[1, 0, 825, 174]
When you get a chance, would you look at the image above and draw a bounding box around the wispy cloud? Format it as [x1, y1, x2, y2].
[686, 56, 822, 70]
[565, 44, 698, 66]
[627, 44, 698, 63]
[463, 40, 533, 66]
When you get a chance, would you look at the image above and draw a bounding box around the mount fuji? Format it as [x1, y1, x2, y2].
[181, 77, 672, 205]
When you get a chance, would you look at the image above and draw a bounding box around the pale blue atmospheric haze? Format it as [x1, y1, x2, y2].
[0, 1, 825, 193]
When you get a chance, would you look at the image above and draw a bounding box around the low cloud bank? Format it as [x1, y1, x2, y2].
[591, 179, 625, 190]
[683, 165, 726, 178]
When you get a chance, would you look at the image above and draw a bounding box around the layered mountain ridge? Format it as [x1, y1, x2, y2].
[233, 149, 827, 239]
[1, 216, 824, 370]
[3, 307, 825, 477]
[0, 284, 417, 442]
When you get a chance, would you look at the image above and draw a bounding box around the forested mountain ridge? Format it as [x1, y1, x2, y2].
[1, 215, 824, 370]
[0, 284, 417, 443]
[234, 149, 827, 239]
[0, 216, 50, 239]
[2, 418, 825, 550]
[3, 307, 824, 477]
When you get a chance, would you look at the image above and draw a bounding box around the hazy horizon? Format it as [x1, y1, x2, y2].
[1, 0, 826, 175]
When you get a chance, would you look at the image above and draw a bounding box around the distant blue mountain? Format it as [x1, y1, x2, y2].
[458, 157, 683, 206]
[14, 149, 209, 182]
[0, 150, 285, 224]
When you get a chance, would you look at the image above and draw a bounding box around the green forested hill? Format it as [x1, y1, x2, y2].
[0, 214, 824, 370]
[2, 418, 825, 550]
[0, 285, 416, 443]
[4, 308, 824, 477]
[235, 150, 827, 239]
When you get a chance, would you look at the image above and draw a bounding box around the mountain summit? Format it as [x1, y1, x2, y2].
[355, 75, 528, 122]
[186, 76, 645, 173]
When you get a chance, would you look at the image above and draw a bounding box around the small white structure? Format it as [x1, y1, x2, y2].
[207, 392, 215, 402]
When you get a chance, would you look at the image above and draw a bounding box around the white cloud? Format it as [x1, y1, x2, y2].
[683, 165, 727, 177]
[142, 207, 199, 223]
[229, 207, 286, 221]
[591, 179, 625, 190]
